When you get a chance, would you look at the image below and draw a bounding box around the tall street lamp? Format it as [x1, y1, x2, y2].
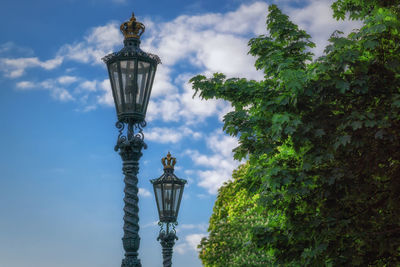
[151, 152, 187, 267]
[102, 13, 160, 267]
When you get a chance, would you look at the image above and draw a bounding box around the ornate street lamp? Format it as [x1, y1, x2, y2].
[102, 13, 160, 267]
[151, 152, 187, 267]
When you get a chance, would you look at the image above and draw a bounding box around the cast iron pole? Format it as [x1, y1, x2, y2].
[116, 120, 147, 267]
[157, 223, 178, 267]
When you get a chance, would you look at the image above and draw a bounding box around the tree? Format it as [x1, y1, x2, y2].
[198, 163, 271, 266]
[192, 1, 400, 266]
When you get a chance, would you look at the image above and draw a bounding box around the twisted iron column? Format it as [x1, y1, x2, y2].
[115, 120, 147, 267]
[157, 222, 178, 267]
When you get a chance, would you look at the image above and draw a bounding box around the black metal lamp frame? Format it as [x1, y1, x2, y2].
[151, 153, 187, 267]
[102, 13, 160, 267]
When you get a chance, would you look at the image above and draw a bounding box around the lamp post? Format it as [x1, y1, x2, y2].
[151, 152, 187, 267]
[102, 13, 160, 267]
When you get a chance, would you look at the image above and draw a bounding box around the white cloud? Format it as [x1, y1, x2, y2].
[175, 233, 207, 254]
[146, 127, 184, 144]
[59, 22, 122, 65]
[174, 243, 187, 254]
[142, 3, 268, 124]
[179, 223, 208, 232]
[50, 87, 75, 102]
[142, 221, 159, 228]
[138, 187, 152, 198]
[0, 42, 15, 54]
[197, 194, 210, 199]
[184, 169, 194, 175]
[147, 96, 181, 122]
[13, 75, 113, 108]
[97, 79, 114, 106]
[150, 65, 177, 98]
[0, 22, 121, 83]
[0, 56, 63, 78]
[197, 169, 232, 195]
[145, 126, 202, 144]
[216, 2, 267, 35]
[16, 81, 35, 89]
[15, 77, 74, 102]
[197, 34, 258, 78]
[206, 131, 238, 157]
[79, 80, 98, 92]
[179, 74, 229, 123]
[57, 75, 78, 85]
[147, 71, 230, 124]
[82, 105, 97, 112]
[185, 131, 240, 194]
[145, 2, 266, 80]
[0, 42, 34, 56]
[186, 233, 207, 251]
[183, 127, 202, 139]
[284, 0, 362, 57]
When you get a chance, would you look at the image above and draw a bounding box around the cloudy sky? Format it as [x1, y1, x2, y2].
[0, 0, 360, 266]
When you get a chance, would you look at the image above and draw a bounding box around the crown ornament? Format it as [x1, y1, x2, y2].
[162, 152, 176, 170]
[120, 12, 145, 40]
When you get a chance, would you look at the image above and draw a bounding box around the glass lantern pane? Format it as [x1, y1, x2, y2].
[173, 186, 181, 217]
[143, 65, 156, 114]
[120, 60, 137, 112]
[109, 62, 123, 113]
[136, 61, 150, 113]
[163, 183, 173, 218]
[155, 184, 163, 216]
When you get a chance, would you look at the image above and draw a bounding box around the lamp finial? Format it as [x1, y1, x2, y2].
[120, 12, 145, 39]
[161, 152, 176, 170]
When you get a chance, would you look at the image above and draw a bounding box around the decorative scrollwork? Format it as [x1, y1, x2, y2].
[157, 223, 178, 267]
[139, 120, 146, 129]
[134, 120, 146, 141]
[116, 120, 125, 131]
[158, 222, 178, 236]
[115, 121, 127, 151]
[171, 221, 178, 233]
[115, 120, 147, 151]
[101, 50, 161, 65]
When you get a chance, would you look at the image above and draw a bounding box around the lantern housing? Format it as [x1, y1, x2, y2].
[102, 13, 160, 123]
[151, 152, 187, 223]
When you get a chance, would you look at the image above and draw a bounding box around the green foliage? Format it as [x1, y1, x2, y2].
[331, 0, 400, 20]
[192, 2, 400, 266]
[198, 163, 272, 266]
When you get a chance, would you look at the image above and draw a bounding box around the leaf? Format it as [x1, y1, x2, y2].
[302, 162, 312, 171]
[334, 135, 351, 150]
[375, 129, 385, 139]
[363, 39, 379, 49]
[335, 80, 350, 93]
[364, 120, 377, 127]
[351, 121, 363, 130]
[315, 129, 326, 137]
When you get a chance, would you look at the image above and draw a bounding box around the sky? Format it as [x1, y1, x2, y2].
[0, 0, 361, 266]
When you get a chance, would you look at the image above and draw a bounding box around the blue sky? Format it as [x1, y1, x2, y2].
[0, 0, 360, 266]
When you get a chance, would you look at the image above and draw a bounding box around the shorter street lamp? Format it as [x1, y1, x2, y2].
[151, 152, 187, 267]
